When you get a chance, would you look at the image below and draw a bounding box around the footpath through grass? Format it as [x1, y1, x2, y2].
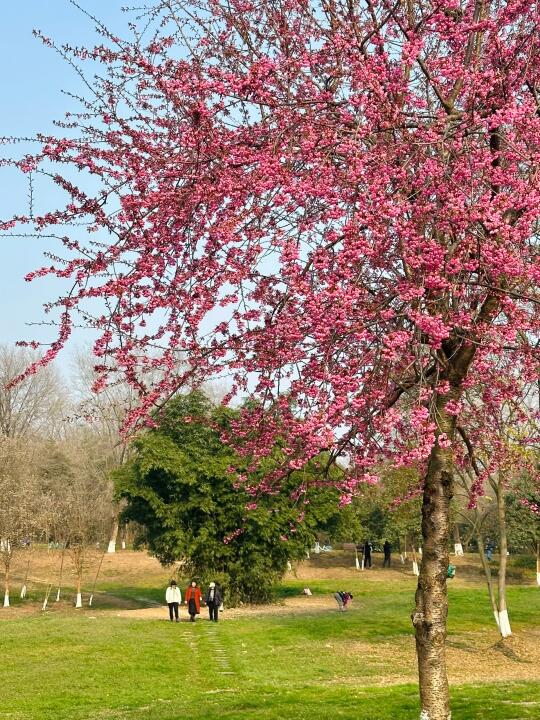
[1, 574, 539, 720]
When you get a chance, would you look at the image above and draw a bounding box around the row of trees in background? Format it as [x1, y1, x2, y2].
[0, 344, 119, 607]
[116, 389, 539, 610]
[1, 342, 538, 615]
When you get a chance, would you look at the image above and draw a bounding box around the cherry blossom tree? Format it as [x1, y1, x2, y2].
[4, 1, 540, 717]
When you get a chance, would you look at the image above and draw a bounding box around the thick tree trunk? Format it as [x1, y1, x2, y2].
[496, 485, 511, 638]
[412, 401, 455, 720]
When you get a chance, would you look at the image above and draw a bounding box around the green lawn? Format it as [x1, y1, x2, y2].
[1, 578, 539, 719]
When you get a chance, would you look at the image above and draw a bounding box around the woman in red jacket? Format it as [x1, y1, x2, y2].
[185, 580, 202, 622]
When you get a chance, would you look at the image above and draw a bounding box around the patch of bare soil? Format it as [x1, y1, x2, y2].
[8, 547, 168, 588]
[324, 630, 540, 687]
[0, 548, 170, 620]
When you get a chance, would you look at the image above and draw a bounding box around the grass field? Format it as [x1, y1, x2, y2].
[1, 549, 539, 719]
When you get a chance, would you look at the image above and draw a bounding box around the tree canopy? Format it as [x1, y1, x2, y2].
[116, 392, 346, 603]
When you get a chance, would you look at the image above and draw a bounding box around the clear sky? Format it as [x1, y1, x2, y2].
[0, 1, 131, 373]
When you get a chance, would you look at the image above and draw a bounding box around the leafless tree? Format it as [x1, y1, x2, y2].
[0, 344, 66, 439]
[0, 437, 39, 607]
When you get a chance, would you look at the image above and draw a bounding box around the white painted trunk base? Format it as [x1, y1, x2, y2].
[536, 571, 540, 586]
[355, 555, 360, 570]
[89, 594, 94, 607]
[107, 540, 116, 554]
[20, 585, 27, 599]
[499, 609, 512, 638]
[400, 553, 405, 564]
[3, 591, 9, 607]
[454, 543, 464, 556]
[56, 589, 61, 602]
[42, 598, 48, 611]
[493, 610, 500, 628]
[418, 547, 423, 556]
[121, 541, 126, 550]
[75, 592, 83, 608]
[412, 561, 419, 576]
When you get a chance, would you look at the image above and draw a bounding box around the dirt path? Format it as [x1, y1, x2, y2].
[109, 593, 336, 620]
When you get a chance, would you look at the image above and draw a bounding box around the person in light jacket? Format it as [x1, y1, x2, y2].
[205, 582, 223, 622]
[165, 580, 181, 622]
[185, 580, 203, 622]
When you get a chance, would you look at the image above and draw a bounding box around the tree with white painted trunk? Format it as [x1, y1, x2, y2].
[34, 433, 114, 606]
[0, 437, 39, 608]
[72, 352, 147, 554]
[453, 383, 540, 639]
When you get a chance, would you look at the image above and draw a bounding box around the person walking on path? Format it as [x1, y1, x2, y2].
[166, 580, 181, 622]
[185, 580, 202, 622]
[383, 540, 392, 568]
[363, 540, 372, 569]
[205, 581, 222, 622]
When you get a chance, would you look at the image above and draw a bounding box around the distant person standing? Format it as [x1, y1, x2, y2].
[185, 580, 202, 622]
[205, 582, 222, 622]
[363, 540, 372, 569]
[166, 580, 181, 622]
[383, 540, 392, 568]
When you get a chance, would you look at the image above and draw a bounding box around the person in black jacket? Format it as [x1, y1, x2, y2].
[383, 540, 392, 567]
[363, 540, 372, 569]
[205, 582, 222, 622]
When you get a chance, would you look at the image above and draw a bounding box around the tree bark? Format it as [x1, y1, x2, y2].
[496, 483, 511, 638]
[412, 400, 455, 720]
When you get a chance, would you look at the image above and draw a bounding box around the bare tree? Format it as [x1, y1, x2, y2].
[0, 344, 66, 439]
[0, 437, 39, 607]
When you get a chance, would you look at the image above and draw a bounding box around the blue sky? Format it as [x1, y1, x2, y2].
[0, 1, 131, 373]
